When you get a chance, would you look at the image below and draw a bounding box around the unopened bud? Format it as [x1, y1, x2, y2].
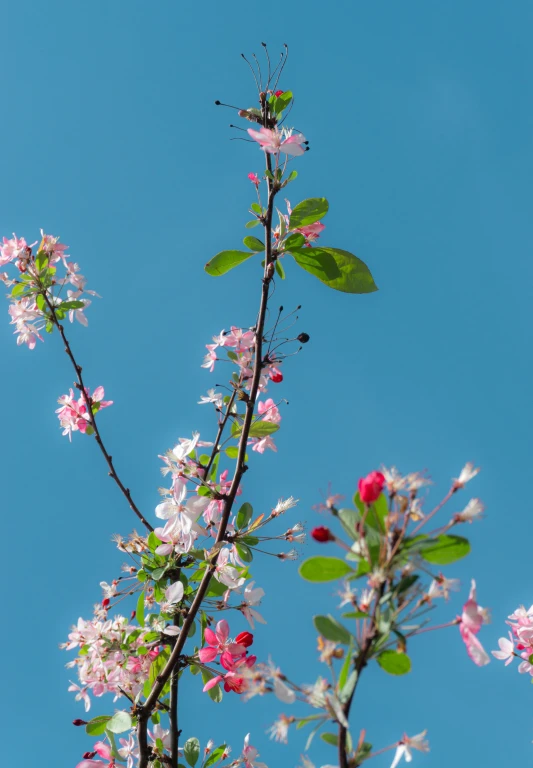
[297, 333, 310, 344]
[238, 109, 248, 117]
[311, 526, 334, 543]
[83, 752, 97, 759]
[266, 262, 275, 279]
[102, 597, 110, 608]
[72, 719, 87, 727]
[235, 631, 254, 648]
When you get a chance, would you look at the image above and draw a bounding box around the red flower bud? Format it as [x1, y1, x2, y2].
[83, 752, 97, 759]
[102, 597, 110, 608]
[275, 90, 284, 97]
[269, 366, 283, 383]
[358, 471, 385, 504]
[235, 631, 254, 648]
[72, 719, 87, 727]
[311, 526, 334, 543]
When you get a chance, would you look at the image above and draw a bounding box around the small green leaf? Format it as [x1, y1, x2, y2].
[419, 535, 471, 565]
[204, 745, 227, 767]
[136, 590, 145, 627]
[106, 711, 132, 734]
[11, 282, 28, 297]
[147, 532, 162, 552]
[313, 614, 352, 645]
[377, 650, 412, 676]
[342, 611, 369, 619]
[339, 669, 358, 703]
[235, 542, 253, 563]
[245, 219, 260, 228]
[184, 737, 200, 767]
[36, 293, 47, 312]
[225, 446, 239, 459]
[289, 197, 329, 228]
[296, 247, 378, 294]
[338, 641, 353, 691]
[236, 502, 253, 530]
[243, 236, 264, 252]
[205, 250, 254, 276]
[284, 232, 306, 250]
[251, 202, 262, 214]
[85, 715, 111, 736]
[285, 169, 298, 184]
[299, 556, 354, 582]
[275, 259, 285, 279]
[321, 732, 338, 746]
[233, 421, 279, 439]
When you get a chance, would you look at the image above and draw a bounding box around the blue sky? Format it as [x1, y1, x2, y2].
[1, 1, 532, 766]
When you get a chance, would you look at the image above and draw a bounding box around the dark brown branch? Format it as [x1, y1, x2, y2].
[169, 614, 180, 768]
[41, 292, 153, 532]
[136, 105, 278, 768]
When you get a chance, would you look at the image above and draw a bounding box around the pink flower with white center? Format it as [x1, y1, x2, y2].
[198, 388, 224, 407]
[0, 234, 29, 265]
[198, 619, 246, 664]
[390, 731, 429, 768]
[241, 733, 268, 768]
[66, 289, 90, 326]
[8, 297, 44, 349]
[251, 435, 277, 454]
[492, 633, 515, 665]
[224, 326, 256, 352]
[214, 547, 246, 590]
[154, 514, 196, 555]
[427, 574, 460, 601]
[55, 386, 112, 440]
[248, 126, 306, 157]
[118, 733, 139, 768]
[39, 230, 69, 264]
[202, 343, 218, 372]
[248, 172, 260, 186]
[68, 681, 91, 712]
[241, 581, 266, 628]
[296, 221, 326, 243]
[257, 398, 281, 424]
[458, 580, 490, 666]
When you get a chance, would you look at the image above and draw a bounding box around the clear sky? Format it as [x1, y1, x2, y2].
[1, 1, 532, 767]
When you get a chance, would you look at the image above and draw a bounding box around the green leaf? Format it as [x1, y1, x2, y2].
[285, 169, 298, 184]
[11, 282, 28, 297]
[274, 90, 293, 113]
[291, 247, 342, 282]
[233, 421, 279, 439]
[311, 247, 378, 294]
[284, 232, 306, 250]
[149, 649, 169, 686]
[225, 446, 239, 459]
[251, 202, 262, 214]
[337, 508, 359, 541]
[419, 535, 470, 565]
[299, 556, 354, 582]
[205, 250, 254, 276]
[339, 669, 358, 703]
[289, 197, 329, 228]
[184, 737, 200, 767]
[106, 711, 132, 734]
[36, 293, 47, 312]
[275, 259, 285, 279]
[245, 219, 260, 228]
[342, 611, 369, 619]
[236, 502, 253, 530]
[353, 491, 388, 532]
[136, 590, 145, 627]
[85, 715, 111, 736]
[377, 650, 412, 676]
[321, 732, 338, 746]
[243, 236, 264, 251]
[338, 641, 353, 691]
[147, 532, 163, 552]
[235, 542, 253, 563]
[313, 614, 352, 645]
[204, 745, 227, 767]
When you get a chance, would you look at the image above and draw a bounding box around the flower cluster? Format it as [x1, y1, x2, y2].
[1, 232, 96, 349]
[56, 386, 113, 440]
[492, 604, 533, 673]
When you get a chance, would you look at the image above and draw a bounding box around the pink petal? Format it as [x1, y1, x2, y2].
[94, 742, 112, 760]
[203, 627, 218, 647]
[216, 619, 230, 643]
[198, 647, 218, 663]
[202, 675, 223, 692]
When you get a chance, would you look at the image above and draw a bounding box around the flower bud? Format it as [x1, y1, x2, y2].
[83, 752, 96, 759]
[297, 333, 310, 344]
[275, 90, 284, 97]
[72, 719, 88, 727]
[269, 366, 283, 383]
[102, 597, 110, 608]
[358, 470, 385, 504]
[311, 526, 334, 543]
[235, 631, 254, 648]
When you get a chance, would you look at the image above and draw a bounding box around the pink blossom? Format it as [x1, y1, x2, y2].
[241, 733, 268, 768]
[248, 172, 260, 186]
[247, 126, 306, 157]
[492, 633, 515, 665]
[297, 221, 325, 242]
[56, 386, 112, 440]
[257, 399, 281, 424]
[39, 231, 69, 264]
[198, 619, 246, 664]
[358, 470, 386, 504]
[458, 581, 490, 666]
[390, 731, 429, 768]
[251, 435, 277, 454]
[0, 234, 28, 266]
